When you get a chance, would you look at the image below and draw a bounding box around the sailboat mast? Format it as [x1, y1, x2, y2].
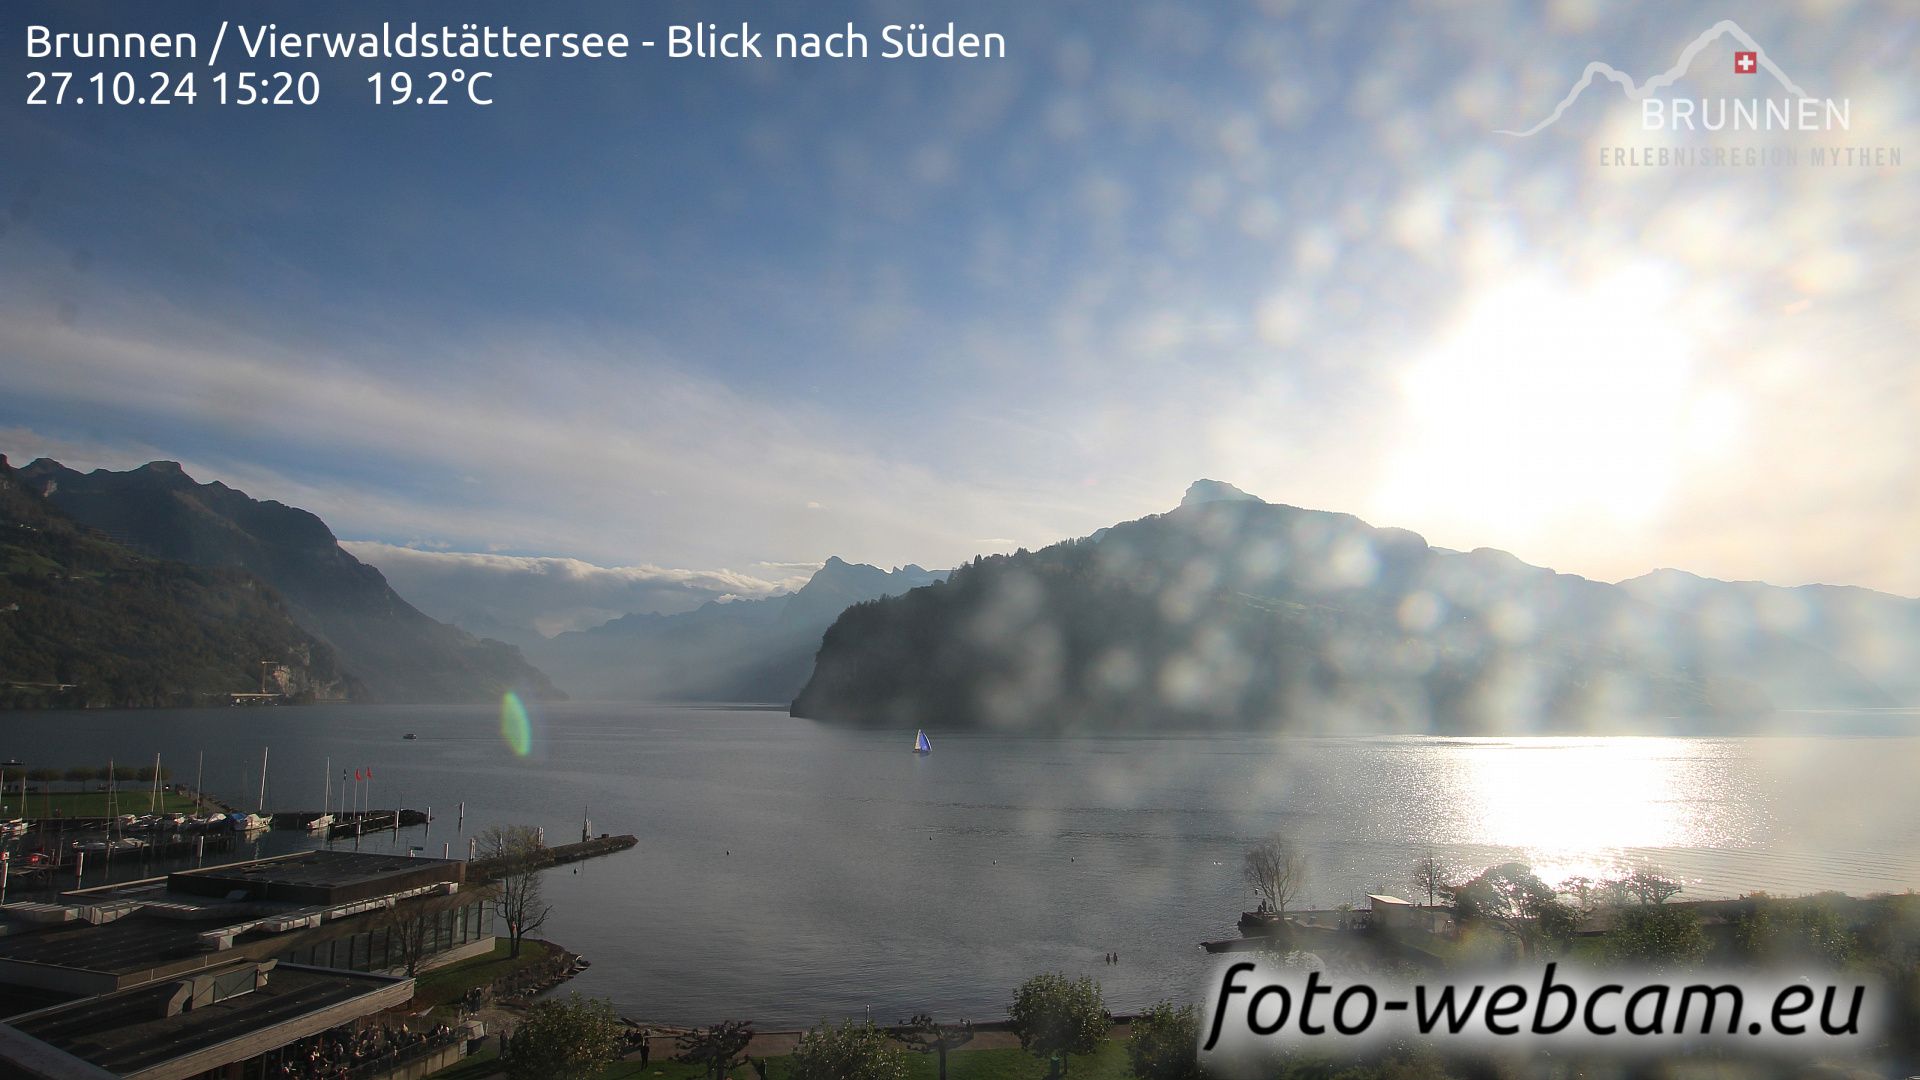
[150, 752, 160, 814]
[323, 757, 331, 815]
[257, 747, 269, 814]
[194, 752, 204, 814]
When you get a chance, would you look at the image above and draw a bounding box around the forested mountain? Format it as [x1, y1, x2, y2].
[1620, 568, 1920, 705]
[0, 455, 359, 708]
[17, 458, 560, 704]
[532, 557, 943, 701]
[793, 482, 1897, 733]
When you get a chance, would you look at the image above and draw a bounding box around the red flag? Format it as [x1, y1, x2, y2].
[355, 768, 363, 782]
[366, 767, 374, 779]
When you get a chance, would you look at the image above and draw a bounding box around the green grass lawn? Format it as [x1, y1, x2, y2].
[4, 791, 202, 819]
[891, 1041, 1129, 1080]
[413, 939, 563, 1010]
[432, 1036, 1130, 1080]
[593, 1042, 1127, 1080]
[422, 1046, 500, 1080]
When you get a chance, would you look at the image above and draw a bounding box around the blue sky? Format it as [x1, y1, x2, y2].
[3, 0, 1915, 631]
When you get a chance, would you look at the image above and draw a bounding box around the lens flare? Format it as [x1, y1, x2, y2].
[500, 691, 533, 757]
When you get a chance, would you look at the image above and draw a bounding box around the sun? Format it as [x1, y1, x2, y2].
[1373, 261, 1743, 545]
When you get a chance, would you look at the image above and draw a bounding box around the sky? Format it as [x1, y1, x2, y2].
[2, 0, 1915, 635]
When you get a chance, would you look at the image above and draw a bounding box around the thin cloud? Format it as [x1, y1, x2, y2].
[341, 542, 795, 637]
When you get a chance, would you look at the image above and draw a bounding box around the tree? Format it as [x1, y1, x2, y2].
[1411, 855, 1451, 910]
[1558, 875, 1604, 917]
[477, 824, 552, 958]
[1008, 972, 1109, 1078]
[1605, 904, 1708, 971]
[380, 905, 433, 977]
[1125, 1001, 1201, 1080]
[1617, 868, 1683, 906]
[790, 1019, 908, 1080]
[1243, 834, 1306, 916]
[503, 994, 624, 1080]
[676, 1020, 753, 1080]
[1444, 862, 1575, 957]
[1732, 896, 1857, 967]
[891, 1013, 974, 1080]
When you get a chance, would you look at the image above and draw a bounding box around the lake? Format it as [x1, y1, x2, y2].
[2, 703, 1917, 1025]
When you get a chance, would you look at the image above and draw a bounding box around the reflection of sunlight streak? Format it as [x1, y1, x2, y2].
[1442, 737, 1718, 883]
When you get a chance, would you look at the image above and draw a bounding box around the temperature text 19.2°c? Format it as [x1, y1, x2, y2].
[367, 71, 494, 106]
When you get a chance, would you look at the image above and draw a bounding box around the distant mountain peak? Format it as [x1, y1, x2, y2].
[1179, 479, 1264, 510]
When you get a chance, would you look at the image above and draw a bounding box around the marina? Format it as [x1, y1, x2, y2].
[1, 703, 1916, 1025]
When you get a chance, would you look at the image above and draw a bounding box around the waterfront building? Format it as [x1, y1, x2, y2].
[0, 850, 493, 1078]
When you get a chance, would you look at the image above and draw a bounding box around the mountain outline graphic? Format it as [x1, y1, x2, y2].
[1497, 19, 1811, 137]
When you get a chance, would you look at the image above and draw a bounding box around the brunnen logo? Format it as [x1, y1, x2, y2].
[1495, 19, 1898, 169]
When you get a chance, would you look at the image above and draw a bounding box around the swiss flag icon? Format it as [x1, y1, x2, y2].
[1734, 51, 1757, 74]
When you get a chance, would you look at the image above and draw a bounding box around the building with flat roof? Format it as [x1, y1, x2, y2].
[0, 960, 412, 1080]
[166, 852, 462, 907]
[1365, 893, 1415, 929]
[0, 850, 493, 1078]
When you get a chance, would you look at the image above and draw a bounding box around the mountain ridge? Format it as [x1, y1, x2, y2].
[529, 557, 944, 702]
[18, 457, 561, 705]
[0, 454, 361, 707]
[793, 484, 1900, 732]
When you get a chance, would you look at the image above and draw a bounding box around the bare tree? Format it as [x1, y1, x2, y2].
[1243, 834, 1306, 916]
[1413, 854, 1452, 932]
[891, 1014, 974, 1080]
[676, 1020, 753, 1080]
[477, 824, 552, 958]
[381, 905, 432, 976]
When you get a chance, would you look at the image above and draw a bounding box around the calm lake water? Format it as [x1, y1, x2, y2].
[3, 703, 1918, 1025]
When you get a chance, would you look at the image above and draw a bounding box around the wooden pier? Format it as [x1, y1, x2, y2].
[266, 809, 431, 837]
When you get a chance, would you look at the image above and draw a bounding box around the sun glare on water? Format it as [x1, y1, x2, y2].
[1441, 737, 1734, 883]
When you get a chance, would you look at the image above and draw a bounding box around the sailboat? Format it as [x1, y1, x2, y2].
[234, 747, 271, 833]
[913, 729, 932, 755]
[307, 756, 334, 833]
[74, 759, 147, 855]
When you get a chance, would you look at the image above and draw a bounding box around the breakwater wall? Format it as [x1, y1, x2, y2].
[468, 834, 637, 883]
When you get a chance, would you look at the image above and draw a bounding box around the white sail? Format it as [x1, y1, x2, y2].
[914, 730, 932, 753]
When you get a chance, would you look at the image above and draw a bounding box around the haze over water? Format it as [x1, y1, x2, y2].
[5, 703, 1918, 1025]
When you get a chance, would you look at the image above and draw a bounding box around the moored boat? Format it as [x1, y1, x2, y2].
[72, 836, 147, 855]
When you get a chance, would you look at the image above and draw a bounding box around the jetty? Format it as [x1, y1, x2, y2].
[268, 809, 430, 838]
[469, 834, 637, 883]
